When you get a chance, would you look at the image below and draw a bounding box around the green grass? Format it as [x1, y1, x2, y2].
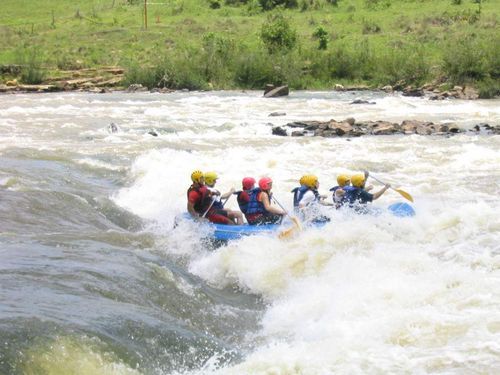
[0, 0, 498, 93]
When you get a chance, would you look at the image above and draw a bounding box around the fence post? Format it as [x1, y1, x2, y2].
[144, 0, 148, 30]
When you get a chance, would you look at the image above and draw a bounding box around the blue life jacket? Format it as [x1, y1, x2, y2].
[329, 185, 341, 204]
[343, 186, 363, 205]
[330, 185, 351, 207]
[292, 185, 320, 208]
[235, 190, 249, 214]
[245, 188, 266, 215]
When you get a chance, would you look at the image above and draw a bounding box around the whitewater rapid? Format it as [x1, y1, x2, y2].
[0, 91, 499, 374]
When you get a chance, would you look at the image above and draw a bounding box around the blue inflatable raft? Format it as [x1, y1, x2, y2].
[179, 202, 415, 242]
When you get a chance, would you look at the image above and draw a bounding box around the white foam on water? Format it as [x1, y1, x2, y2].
[2, 92, 499, 374]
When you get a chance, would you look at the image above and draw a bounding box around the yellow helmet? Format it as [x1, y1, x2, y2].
[337, 174, 351, 187]
[303, 174, 319, 189]
[204, 171, 218, 186]
[191, 170, 204, 183]
[351, 174, 365, 188]
[299, 175, 308, 186]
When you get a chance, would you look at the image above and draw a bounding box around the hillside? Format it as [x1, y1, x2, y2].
[0, 0, 498, 96]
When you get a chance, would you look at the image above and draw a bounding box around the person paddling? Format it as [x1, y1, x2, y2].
[330, 174, 351, 209]
[235, 177, 256, 223]
[342, 172, 390, 212]
[246, 177, 286, 225]
[292, 174, 332, 222]
[186, 170, 211, 221]
[203, 171, 243, 225]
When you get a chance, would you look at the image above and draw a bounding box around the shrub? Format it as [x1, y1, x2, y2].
[362, 20, 381, 34]
[376, 44, 429, 85]
[442, 36, 488, 83]
[16, 47, 45, 84]
[259, 0, 298, 11]
[312, 26, 328, 50]
[260, 13, 297, 53]
[200, 32, 236, 85]
[234, 50, 276, 88]
[477, 78, 500, 99]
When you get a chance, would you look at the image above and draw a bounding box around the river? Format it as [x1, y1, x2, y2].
[0, 91, 499, 374]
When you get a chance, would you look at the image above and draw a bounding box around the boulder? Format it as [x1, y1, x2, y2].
[264, 84, 275, 95]
[350, 99, 375, 105]
[264, 85, 289, 98]
[345, 117, 356, 126]
[402, 86, 424, 97]
[371, 121, 399, 135]
[272, 126, 287, 136]
[327, 120, 353, 136]
[127, 84, 148, 92]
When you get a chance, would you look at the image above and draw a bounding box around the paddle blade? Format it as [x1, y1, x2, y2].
[395, 188, 413, 202]
[278, 226, 296, 239]
[278, 216, 302, 239]
[290, 216, 303, 230]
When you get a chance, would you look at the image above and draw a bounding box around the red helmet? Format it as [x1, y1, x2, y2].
[242, 177, 256, 190]
[258, 177, 273, 191]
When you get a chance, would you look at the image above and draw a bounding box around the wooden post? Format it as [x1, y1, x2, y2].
[144, 0, 148, 30]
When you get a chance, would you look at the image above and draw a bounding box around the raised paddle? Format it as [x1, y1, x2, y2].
[272, 196, 302, 239]
[367, 172, 414, 203]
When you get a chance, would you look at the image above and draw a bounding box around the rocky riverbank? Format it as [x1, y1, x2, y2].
[0, 66, 125, 94]
[271, 119, 500, 137]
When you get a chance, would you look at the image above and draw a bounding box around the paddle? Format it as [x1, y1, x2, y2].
[272, 196, 302, 239]
[366, 172, 414, 202]
[221, 193, 232, 207]
[201, 196, 216, 218]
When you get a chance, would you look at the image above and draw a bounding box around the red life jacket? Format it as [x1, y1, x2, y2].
[187, 184, 211, 214]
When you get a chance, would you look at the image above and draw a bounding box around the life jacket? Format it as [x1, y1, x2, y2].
[212, 199, 224, 210]
[245, 187, 266, 215]
[330, 185, 346, 207]
[187, 184, 211, 214]
[342, 186, 363, 205]
[292, 185, 320, 208]
[235, 190, 250, 214]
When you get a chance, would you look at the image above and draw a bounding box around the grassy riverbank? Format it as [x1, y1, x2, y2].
[0, 0, 498, 95]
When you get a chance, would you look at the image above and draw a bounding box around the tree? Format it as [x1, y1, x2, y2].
[260, 13, 297, 53]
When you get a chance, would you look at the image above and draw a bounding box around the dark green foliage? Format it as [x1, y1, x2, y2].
[234, 50, 276, 88]
[259, 0, 298, 11]
[451, 0, 462, 5]
[200, 32, 236, 85]
[442, 36, 488, 83]
[312, 26, 328, 50]
[225, 0, 249, 5]
[260, 13, 297, 53]
[477, 78, 500, 99]
[208, 0, 222, 9]
[376, 44, 429, 85]
[124, 52, 207, 91]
